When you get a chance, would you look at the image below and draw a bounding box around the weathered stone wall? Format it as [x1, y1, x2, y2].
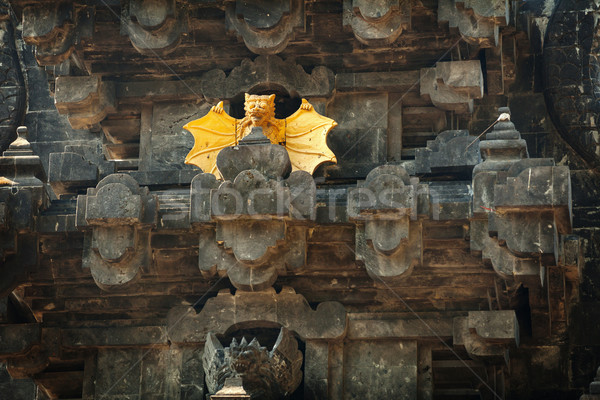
[0, 1, 599, 399]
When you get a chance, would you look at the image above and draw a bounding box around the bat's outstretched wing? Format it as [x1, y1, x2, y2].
[285, 99, 337, 174]
[184, 101, 237, 177]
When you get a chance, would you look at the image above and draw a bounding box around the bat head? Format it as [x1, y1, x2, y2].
[244, 93, 276, 127]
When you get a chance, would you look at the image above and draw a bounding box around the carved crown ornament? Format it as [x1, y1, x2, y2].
[183, 93, 336, 291]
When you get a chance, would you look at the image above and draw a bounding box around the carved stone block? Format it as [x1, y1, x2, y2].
[0, 129, 44, 296]
[22, 3, 93, 65]
[203, 328, 303, 399]
[471, 108, 574, 283]
[453, 310, 519, 365]
[121, 0, 187, 56]
[438, 0, 508, 47]
[225, 0, 304, 54]
[414, 130, 481, 174]
[76, 174, 158, 289]
[48, 151, 98, 196]
[348, 165, 422, 281]
[54, 76, 116, 130]
[420, 60, 484, 113]
[167, 287, 347, 343]
[201, 56, 334, 100]
[342, 0, 411, 45]
[190, 131, 316, 291]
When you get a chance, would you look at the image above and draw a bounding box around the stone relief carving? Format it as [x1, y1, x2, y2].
[203, 328, 303, 399]
[201, 55, 334, 100]
[185, 93, 336, 291]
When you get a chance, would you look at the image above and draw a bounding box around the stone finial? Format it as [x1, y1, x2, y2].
[471, 109, 573, 283]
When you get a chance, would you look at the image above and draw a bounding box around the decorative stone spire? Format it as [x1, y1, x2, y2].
[0, 126, 44, 187]
[479, 107, 528, 163]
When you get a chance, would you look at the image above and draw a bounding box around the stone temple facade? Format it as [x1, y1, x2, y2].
[0, 0, 599, 399]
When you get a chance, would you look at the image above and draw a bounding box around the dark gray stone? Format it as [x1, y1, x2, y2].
[203, 328, 302, 399]
[48, 151, 98, 196]
[202, 56, 334, 100]
[168, 287, 346, 343]
[414, 130, 481, 174]
[76, 174, 157, 289]
[225, 0, 303, 54]
[327, 93, 388, 168]
[343, 340, 417, 399]
[122, 0, 186, 56]
[216, 129, 292, 181]
[343, 0, 411, 45]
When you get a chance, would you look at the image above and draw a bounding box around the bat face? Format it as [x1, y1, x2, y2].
[244, 93, 276, 127]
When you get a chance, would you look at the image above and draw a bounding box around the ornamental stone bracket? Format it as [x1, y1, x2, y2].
[54, 75, 116, 130]
[348, 165, 423, 282]
[0, 323, 49, 380]
[420, 60, 484, 114]
[453, 310, 519, 365]
[342, 0, 411, 46]
[121, 0, 187, 56]
[21, 2, 93, 65]
[224, 0, 304, 55]
[471, 108, 573, 283]
[203, 328, 303, 400]
[76, 174, 158, 290]
[190, 129, 316, 291]
[0, 127, 45, 297]
[438, 0, 508, 47]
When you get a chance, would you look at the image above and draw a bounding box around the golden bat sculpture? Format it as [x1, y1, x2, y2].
[184, 94, 337, 177]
